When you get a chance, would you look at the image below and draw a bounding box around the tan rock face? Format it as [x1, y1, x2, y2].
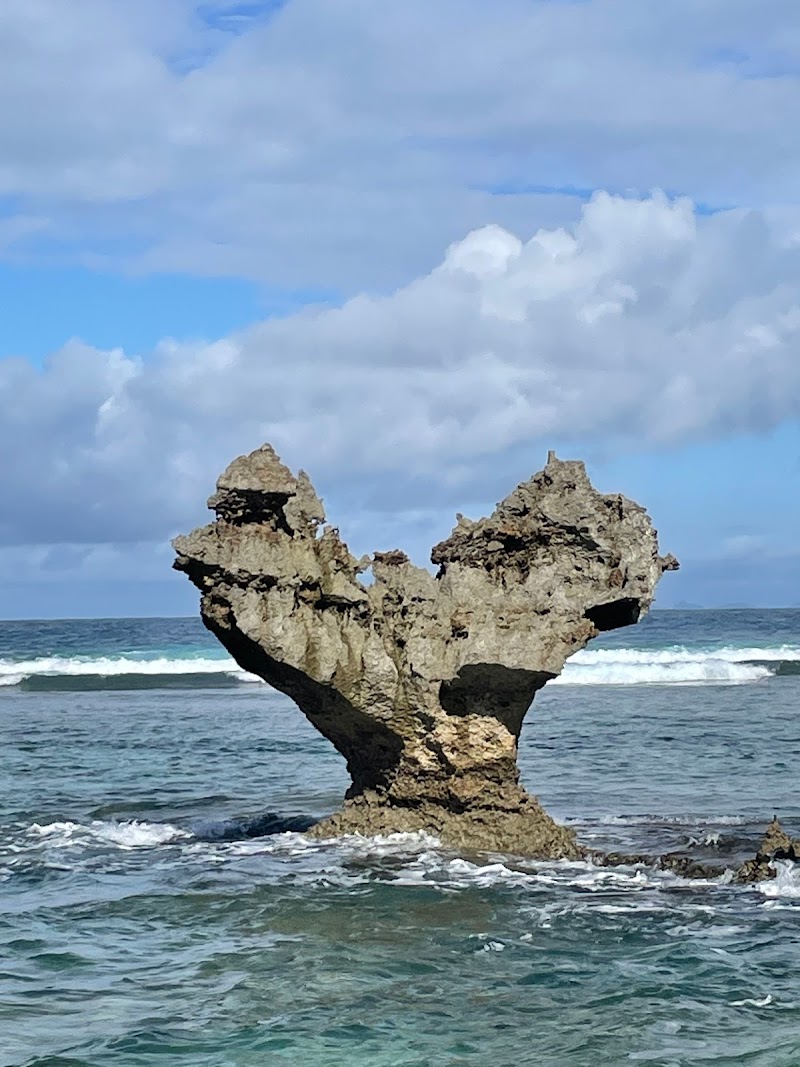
[736, 817, 800, 883]
[173, 444, 677, 857]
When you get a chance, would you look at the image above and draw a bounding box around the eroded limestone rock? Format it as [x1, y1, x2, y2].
[736, 817, 800, 883]
[174, 444, 678, 857]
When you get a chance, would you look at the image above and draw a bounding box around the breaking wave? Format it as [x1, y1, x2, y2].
[27, 819, 192, 849]
[1, 644, 798, 691]
[0, 655, 261, 691]
[4, 821, 730, 894]
[757, 861, 800, 899]
[555, 645, 800, 686]
[589, 813, 747, 827]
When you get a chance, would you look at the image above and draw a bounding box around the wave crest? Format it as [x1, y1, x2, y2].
[554, 645, 800, 686]
[1, 643, 798, 690]
[27, 819, 191, 849]
[0, 655, 260, 690]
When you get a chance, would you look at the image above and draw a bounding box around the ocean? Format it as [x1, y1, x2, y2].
[1, 610, 800, 1066]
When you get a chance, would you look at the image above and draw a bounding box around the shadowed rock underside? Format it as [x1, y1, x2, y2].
[174, 444, 679, 858]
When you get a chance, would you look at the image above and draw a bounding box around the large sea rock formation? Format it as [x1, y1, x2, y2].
[174, 444, 678, 858]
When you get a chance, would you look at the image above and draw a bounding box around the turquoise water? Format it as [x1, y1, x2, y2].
[2, 611, 800, 1065]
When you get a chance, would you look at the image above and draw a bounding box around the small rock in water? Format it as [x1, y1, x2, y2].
[736, 816, 800, 884]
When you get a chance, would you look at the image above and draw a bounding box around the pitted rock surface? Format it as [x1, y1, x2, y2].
[174, 444, 677, 857]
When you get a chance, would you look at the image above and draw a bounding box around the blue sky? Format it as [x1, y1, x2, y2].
[1, 0, 799, 617]
[1, 266, 267, 361]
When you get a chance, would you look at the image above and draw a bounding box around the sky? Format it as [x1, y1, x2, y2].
[1, 0, 800, 618]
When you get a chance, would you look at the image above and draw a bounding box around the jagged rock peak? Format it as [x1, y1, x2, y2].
[736, 816, 800, 883]
[207, 444, 325, 532]
[173, 443, 678, 858]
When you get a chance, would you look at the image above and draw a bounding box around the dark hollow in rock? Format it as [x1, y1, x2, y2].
[174, 443, 678, 859]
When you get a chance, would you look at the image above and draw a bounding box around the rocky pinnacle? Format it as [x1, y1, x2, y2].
[173, 444, 678, 858]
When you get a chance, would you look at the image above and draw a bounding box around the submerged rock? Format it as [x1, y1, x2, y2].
[594, 851, 726, 881]
[607, 818, 800, 886]
[174, 444, 677, 858]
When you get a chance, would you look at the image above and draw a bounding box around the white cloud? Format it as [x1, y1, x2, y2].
[2, 193, 800, 549]
[0, 0, 799, 287]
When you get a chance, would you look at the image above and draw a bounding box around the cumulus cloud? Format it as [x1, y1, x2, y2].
[2, 192, 800, 549]
[0, 0, 799, 286]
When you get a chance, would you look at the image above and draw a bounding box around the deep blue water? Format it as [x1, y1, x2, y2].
[1, 611, 800, 1065]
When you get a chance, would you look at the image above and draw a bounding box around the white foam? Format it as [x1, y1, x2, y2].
[593, 902, 669, 915]
[731, 994, 774, 1008]
[176, 831, 733, 895]
[2, 643, 797, 688]
[552, 644, 799, 686]
[593, 814, 746, 827]
[381, 853, 724, 893]
[185, 831, 625, 891]
[572, 645, 800, 666]
[6, 821, 749, 903]
[756, 861, 800, 899]
[687, 833, 722, 847]
[207, 830, 443, 864]
[667, 923, 746, 939]
[0, 655, 261, 685]
[28, 819, 191, 849]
